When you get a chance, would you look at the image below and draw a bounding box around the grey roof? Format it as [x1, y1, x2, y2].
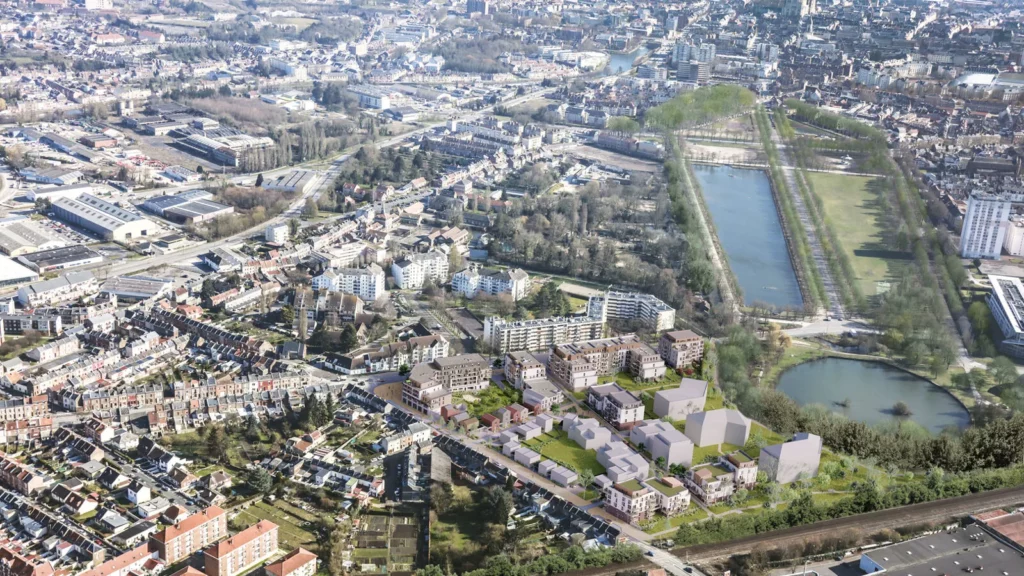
[24, 270, 94, 295]
[657, 378, 708, 401]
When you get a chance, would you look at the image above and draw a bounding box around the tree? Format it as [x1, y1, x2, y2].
[430, 481, 454, 514]
[289, 218, 300, 237]
[990, 356, 1018, 387]
[338, 324, 358, 353]
[892, 401, 912, 417]
[303, 198, 319, 219]
[247, 467, 274, 494]
[244, 414, 261, 441]
[577, 468, 595, 491]
[280, 305, 295, 325]
[485, 486, 514, 526]
[206, 425, 228, 462]
[416, 567, 445, 576]
[255, 173, 264, 187]
[218, 84, 232, 97]
[398, 364, 410, 376]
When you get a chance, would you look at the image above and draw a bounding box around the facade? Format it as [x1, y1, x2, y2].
[402, 354, 489, 413]
[653, 378, 708, 419]
[602, 477, 690, 525]
[311, 264, 386, 302]
[684, 409, 751, 447]
[587, 292, 676, 332]
[150, 505, 227, 563]
[333, 334, 448, 375]
[630, 419, 694, 467]
[987, 275, 1024, 359]
[684, 452, 758, 505]
[503, 351, 563, 413]
[759, 432, 823, 484]
[961, 193, 1011, 259]
[202, 520, 278, 576]
[391, 251, 448, 289]
[658, 330, 704, 369]
[482, 315, 605, 355]
[51, 194, 153, 241]
[265, 225, 289, 244]
[451, 265, 531, 301]
[586, 384, 644, 430]
[549, 335, 666, 391]
[17, 271, 96, 307]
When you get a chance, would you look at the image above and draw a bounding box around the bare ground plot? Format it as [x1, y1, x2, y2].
[447, 307, 484, 339]
[807, 172, 910, 297]
[564, 144, 661, 172]
[129, 134, 223, 171]
[684, 142, 765, 164]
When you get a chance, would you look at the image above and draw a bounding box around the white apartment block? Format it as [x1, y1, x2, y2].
[1005, 217, 1024, 257]
[265, 224, 289, 244]
[312, 264, 386, 302]
[549, 335, 666, 392]
[391, 251, 448, 289]
[587, 291, 676, 332]
[452, 265, 531, 301]
[603, 477, 690, 525]
[482, 315, 605, 354]
[961, 193, 1011, 259]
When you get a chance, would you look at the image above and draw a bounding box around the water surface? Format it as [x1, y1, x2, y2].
[776, 358, 970, 433]
[693, 164, 803, 309]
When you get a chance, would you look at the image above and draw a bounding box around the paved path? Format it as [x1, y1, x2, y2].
[770, 120, 843, 318]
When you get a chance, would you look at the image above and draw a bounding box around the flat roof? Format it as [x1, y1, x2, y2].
[989, 275, 1024, 336]
[164, 199, 232, 218]
[864, 529, 1024, 575]
[18, 245, 103, 268]
[0, 256, 39, 283]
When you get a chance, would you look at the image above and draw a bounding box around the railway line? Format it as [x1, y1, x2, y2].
[672, 484, 1024, 562]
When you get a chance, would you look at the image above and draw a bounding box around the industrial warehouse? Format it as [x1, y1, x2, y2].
[141, 190, 234, 225]
[15, 245, 103, 273]
[51, 193, 154, 242]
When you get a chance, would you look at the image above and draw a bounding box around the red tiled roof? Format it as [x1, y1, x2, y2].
[151, 506, 225, 543]
[204, 520, 277, 558]
[264, 548, 316, 576]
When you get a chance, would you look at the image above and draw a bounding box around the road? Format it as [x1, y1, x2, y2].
[782, 318, 876, 338]
[672, 483, 1024, 562]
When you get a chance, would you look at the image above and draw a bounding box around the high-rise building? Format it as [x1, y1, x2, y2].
[960, 193, 1011, 259]
[466, 0, 490, 14]
[587, 291, 676, 332]
[482, 315, 605, 354]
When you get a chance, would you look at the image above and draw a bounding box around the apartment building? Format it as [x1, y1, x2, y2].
[603, 477, 690, 525]
[334, 334, 449, 375]
[391, 251, 448, 289]
[658, 330, 705, 369]
[586, 384, 644, 430]
[503, 351, 563, 413]
[482, 315, 605, 354]
[452, 265, 531, 301]
[16, 271, 97, 307]
[311, 264, 386, 302]
[402, 354, 489, 413]
[684, 452, 758, 505]
[265, 548, 317, 576]
[653, 378, 707, 419]
[759, 432, 822, 484]
[203, 520, 278, 576]
[0, 454, 51, 495]
[150, 505, 228, 563]
[630, 419, 694, 467]
[961, 192, 1011, 259]
[549, 335, 666, 391]
[587, 292, 676, 332]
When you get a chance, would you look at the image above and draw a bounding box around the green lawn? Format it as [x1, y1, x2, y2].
[233, 501, 317, 552]
[599, 370, 682, 393]
[536, 431, 605, 475]
[457, 386, 522, 418]
[807, 172, 909, 297]
[692, 442, 743, 464]
[641, 507, 708, 534]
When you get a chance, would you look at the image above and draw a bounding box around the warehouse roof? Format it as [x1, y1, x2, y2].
[17, 245, 103, 270]
[0, 256, 39, 284]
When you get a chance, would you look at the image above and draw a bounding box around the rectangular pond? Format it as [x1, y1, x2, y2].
[693, 164, 803, 309]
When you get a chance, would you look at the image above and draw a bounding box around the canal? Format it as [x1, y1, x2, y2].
[601, 47, 648, 76]
[693, 164, 803, 309]
[776, 358, 970, 433]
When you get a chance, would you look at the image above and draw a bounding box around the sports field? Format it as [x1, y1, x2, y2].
[807, 172, 909, 297]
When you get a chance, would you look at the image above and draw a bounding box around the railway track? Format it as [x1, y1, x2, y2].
[673, 484, 1024, 562]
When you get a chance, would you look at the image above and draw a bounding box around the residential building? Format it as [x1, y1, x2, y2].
[202, 520, 278, 576]
[685, 409, 751, 447]
[264, 548, 317, 576]
[630, 419, 694, 467]
[311, 265, 386, 302]
[596, 440, 649, 483]
[563, 414, 612, 450]
[0, 454, 51, 494]
[549, 335, 666, 391]
[759, 432, 822, 484]
[330, 334, 449, 375]
[653, 378, 707, 419]
[503, 351, 546, 387]
[503, 351, 563, 413]
[391, 251, 448, 289]
[482, 315, 605, 354]
[684, 452, 758, 504]
[658, 330, 704, 369]
[451, 265, 531, 301]
[987, 275, 1024, 359]
[17, 271, 97, 307]
[265, 225, 289, 245]
[603, 477, 690, 525]
[586, 383, 644, 429]
[381, 422, 431, 454]
[150, 505, 227, 563]
[402, 355, 489, 413]
[961, 193, 1011, 259]
[587, 291, 676, 332]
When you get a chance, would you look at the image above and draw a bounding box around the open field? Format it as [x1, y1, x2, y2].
[807, 172, 909, 297]
[642, 507, 709, 534]
[455, 386, 521, 418]
[524, 430, 605, 475]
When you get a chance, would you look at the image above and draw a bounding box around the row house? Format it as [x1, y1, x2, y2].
[0, 454, 52, 495]
[0, 418, 54, 446]
[78, 383, 165, 413]
[27, 349, 123, 395]
[25, 335, 80, 363]
[0, 395, 49, 421]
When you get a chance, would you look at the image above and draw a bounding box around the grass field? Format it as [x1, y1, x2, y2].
[233, 501, 317, 552]
[525, 431, 606, 475]
[456, 386, 521, 418]
[642, 507, 709, 534]
[807, 172, 908, 297]
[691, 442, 743, 464]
